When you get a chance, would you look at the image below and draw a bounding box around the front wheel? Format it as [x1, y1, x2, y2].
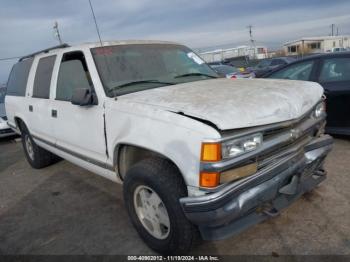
[123, 158, 198, 255]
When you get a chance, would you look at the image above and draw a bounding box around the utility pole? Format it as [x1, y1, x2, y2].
[247, 25, 256, 59]
[53, 21, 63, 45]
[331, 24, 335, 36]
[248, 25, 253, 39]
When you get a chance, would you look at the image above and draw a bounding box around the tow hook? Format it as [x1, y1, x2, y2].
[279, 175, 299, 195]
[257, 204, 280, 218]
[263, 207, 280, 217]
[313, 168, 326, 177]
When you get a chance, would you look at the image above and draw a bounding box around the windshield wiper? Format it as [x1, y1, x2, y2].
[115, 79, 176, 88]
[174, 73, 218, 79]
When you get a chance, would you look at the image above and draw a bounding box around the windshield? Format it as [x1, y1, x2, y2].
[0, 88, 6, 103]
[91, 44, 218, 96]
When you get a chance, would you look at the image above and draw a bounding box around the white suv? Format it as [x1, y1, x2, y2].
[5, 41, 333, 254]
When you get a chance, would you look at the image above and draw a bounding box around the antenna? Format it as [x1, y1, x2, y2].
[88, 0, 104, 47]
[87, 0, 113, 95]
[53, 21, 63, 45]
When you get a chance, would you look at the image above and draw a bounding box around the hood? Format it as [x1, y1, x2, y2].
[119, 78, 323, 130]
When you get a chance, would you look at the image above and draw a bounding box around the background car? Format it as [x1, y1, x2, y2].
[251, 57, 296, 77]
[263, 52, 350, 135]
[210, 64, 255, 79]
[207, 56, 251, 71]
[330, 47, 347, 53]
[0, 87, 16, 138]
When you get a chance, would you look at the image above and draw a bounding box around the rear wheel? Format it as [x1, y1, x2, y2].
[20, 123, 60, 169]
[123, 158, 198, 255]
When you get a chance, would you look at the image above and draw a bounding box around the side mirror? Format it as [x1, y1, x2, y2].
[71, 88, 98, 106]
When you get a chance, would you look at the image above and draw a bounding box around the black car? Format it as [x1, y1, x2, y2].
[252, 57, 296, 77]
[263, 52, 350, 135]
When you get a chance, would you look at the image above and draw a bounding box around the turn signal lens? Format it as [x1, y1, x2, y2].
[200, 172, 220, 187]
[201, 143, 221, 162]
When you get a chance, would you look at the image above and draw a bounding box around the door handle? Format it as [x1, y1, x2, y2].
[29, 105, 33, 112]
[51, 109, 58, 118]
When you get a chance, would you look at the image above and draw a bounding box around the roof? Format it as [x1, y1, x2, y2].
[295, 51, 350, 60]
[284, 35, 350, 46]
[79, 40, 182, 48]
[19, 40, 183, 61]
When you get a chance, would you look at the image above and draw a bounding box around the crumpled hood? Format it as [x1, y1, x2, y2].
[120, 78, 323, 130]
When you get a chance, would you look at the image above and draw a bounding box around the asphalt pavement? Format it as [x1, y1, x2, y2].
[0, 136, 349, 255]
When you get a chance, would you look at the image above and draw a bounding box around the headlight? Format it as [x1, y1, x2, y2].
[314, 101, 326, 118]
[222, 133, 263, 159]
[200, 133, 263, 187]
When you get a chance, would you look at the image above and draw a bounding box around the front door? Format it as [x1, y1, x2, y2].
[50, 50, 107, 166]
[318, 55, 350, 134]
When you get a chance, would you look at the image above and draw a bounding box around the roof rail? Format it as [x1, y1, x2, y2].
[19, 43, 70, 61]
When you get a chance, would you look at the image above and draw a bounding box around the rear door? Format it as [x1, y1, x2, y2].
[26, 54, 57, 144]
[50, 49, 107, 166]
[317, 55, 350, 133]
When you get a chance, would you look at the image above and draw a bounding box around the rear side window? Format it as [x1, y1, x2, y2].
[319, 58, 350, 82]
[33, 55, 56, 99]
[268, 60, 314, 81]
[6, 58, 34, 96]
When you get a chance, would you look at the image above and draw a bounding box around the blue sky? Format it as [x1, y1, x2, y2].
[1, 0, 350, 83]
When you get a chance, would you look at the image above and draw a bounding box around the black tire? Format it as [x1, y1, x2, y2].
[123, 158, 198, 255]
[20, 122, 60, 169]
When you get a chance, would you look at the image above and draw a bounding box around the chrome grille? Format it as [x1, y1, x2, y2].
[257, 115, 322, 170]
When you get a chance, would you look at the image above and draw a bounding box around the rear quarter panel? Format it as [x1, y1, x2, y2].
[5, 95, 29, 132]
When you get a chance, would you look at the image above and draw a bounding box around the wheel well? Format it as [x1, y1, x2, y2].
[14, 117, 25, 132]
[115, 144, 183, 181]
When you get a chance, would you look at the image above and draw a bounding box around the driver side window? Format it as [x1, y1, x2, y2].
[268, 60, 314, 80]
[56, 51, 93, 101]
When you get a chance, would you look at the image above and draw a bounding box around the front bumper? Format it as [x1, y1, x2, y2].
[180, 135, 333, 240]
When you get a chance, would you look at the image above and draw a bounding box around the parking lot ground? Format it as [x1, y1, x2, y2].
[0, 137, 349, 255]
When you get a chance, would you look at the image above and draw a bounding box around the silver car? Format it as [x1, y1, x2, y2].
[0, 87, 16, 138]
